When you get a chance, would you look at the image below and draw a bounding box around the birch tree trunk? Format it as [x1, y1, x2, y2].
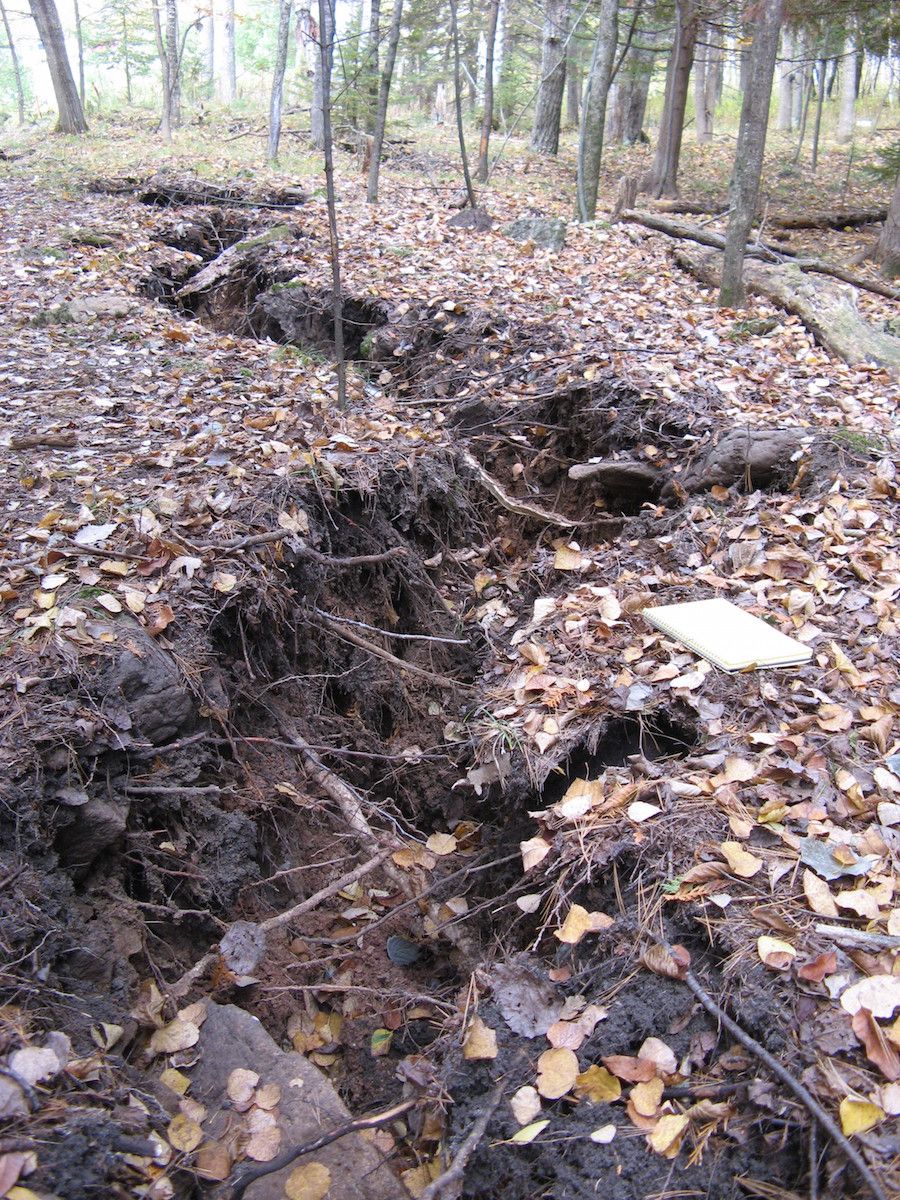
[268, 0, 293, 162]
[776, 27, 794, 130]
[222, 0, 236, 101]
[810, 56, 826, 172]
[530, 0, 570, 155]
[366, 0, 403, 203]
[0, 0, 26, 123]
[719, 0, 784, 307]
[576, 0, 619, 222]
[476, 0, 500, 181]
[28, 0, 88, 133]
[641, 0, 698, 198]
[204, 2, 215, 99]
[836, 36, 857, 143]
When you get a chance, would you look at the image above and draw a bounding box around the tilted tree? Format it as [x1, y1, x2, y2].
[1, 0, 26, 123]
[641, 0, 700, 197]
[367, 0, 404, 203]
[719, 0, 784, 306]
[268, 0, 293, 162]
[476, 0, 500, 181]
[27, 0, 88, 133]
[576, 0, 620, 221]
[531, 0, 571, 155]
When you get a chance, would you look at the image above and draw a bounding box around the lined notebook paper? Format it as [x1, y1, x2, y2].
[643, 598, 813, 673]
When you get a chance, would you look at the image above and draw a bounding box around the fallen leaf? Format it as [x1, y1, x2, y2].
[719, 841, 763, 878]
[852, 1009, 900, 1081]
[840, 976, 900, 1020]
[509, 1085, 542, 1126]
[803, 869, 839, 917]
[757, 936, 796, 971]
[723, 756, 756, 782]
[148, 1019, 200, 1056]
[638, 1037, 677, 1075]
[245, 1125, 282, 1161]
[520, 836, 552, 872]
[284, 1161, 331, 1200]
[631, 1077, 664, 1117]
[425, 832, 457, 856]
[160, 1068, 191, 1096]
[167, 1114, 203, 1153]
[602, 1055, 657, 1083]
[838, 1097, 884, 1136]
[817, 704, 854, 732]
[8, 1046, 60, 1085]
[641, 943, 690, 980]
[627, 800, 662, 822]
[574, 1065, 621, 1103]
[797, 952, 837, 983]
[463, 1016, 498, 1060]
[370, 1029, 393, 1057]
[195, 1142, 232, 1181]
[536, 1047, 579, 1099]
[516, 893, 543, 914]
[589, 1124, 617, 1143]
[554, 904, 614, 944]
[648, 1112, 689, 1157]
[226, 1068, 260, 1106]
[510, 1118, 550, 1144]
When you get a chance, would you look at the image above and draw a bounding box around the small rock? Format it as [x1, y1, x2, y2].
[68, 293, 135, 321]
[447, 207, 493, 232]
[0, 1076, 28, 1118]
[568, 459, 663, 501]
[503, 217, 567, 251]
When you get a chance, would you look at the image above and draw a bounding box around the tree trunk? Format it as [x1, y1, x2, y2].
[608, 44, 653, 144]
[576, 0, 619, 222]
[719, 0, 783, 307]
[72, 0, 85, 105]
[365, 0, 380, 133]
[776, 27, 793, 130]
[204, 2, 215, 99]
[311, 0, 333, 149]
[167, 0, 180, 126]
[316, 0, 346, 409]
[268, 0, 293, 163]
[566, 53, 580, 126]
[641, 0, 698, 198]
[0, 0, 26, 124]
[810, 56, 826, 173]
[694, 27, 719, 143]
[222, 0, 236, 101]
[836, 36, 857, 143]
[873, 174, 900, 279]
[366, 0, 403, 204]
[476, 0, 500, 181]
[449, 0, 476, 209]
[530, 0, 570, 155]
[27, 0, 88, 133]
[122, 12, 133, 105]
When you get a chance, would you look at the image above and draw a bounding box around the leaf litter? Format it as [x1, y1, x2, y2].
[0, 130, 897, 1200]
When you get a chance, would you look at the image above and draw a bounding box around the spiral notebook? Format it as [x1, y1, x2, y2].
[643, 598, 813, 673]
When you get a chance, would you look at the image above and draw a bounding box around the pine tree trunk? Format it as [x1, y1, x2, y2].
[367, 0, 403, 203]
[719, 0, 784, 307]
[566, 53, 580, 126]
[311, 0, 333, 149]
[0, 0, 26, 123]
[530, 0, 570, 155]
[222, 0, 236, 101]
[836, 36, 857, 142]
[268, 0, 293, 162]
[694, 31, 711, 143]
[873, 174, 900, 279]
[607, 45, 653, 144]
[28, 0, 88, 133]
[642, 0, 698, 197]
[576, 0, 618, 221]
[316, 0, 346, 408]
[449, 0, 476, 208]
[476, 0, 500, 181]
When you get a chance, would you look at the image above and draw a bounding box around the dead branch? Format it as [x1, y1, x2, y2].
[461, 452, 578, 527]
[10, 432, 78, 450]
[420, 1081, 505, 1200]
[205, 527, 407, 566]
[771, 207, 888, 231]
[229, 1097, 418, 1200]
[673, 246, 900, 381]
[814, 923, 900, 952]
[167, 850, 389, 998]
[312, 612, 467, 689]
[681, 965, 888, 1200]
[311, 607, 469, 646]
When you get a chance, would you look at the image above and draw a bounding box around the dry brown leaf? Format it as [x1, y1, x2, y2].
[254, 1082, 282, 1110]
[719, 841, 763, 878]
[536, 1047, 579, 1100]
[852, 1009, 900, 1081]
[148, 1019, 200, 1056]
[463, 1016, 498, 1060]
[602, 1055, 657, 1083]
[797, 951, 837, 983]
[816, 704, 854, 732]
[509, 1085, 542, 1126]
[520, 836, 552, 872]
[195, 1141, 232, 1182]
[245, 1125, 282, 1162]
[757, 936, 796, 971]
[723, 756, 756, 783]
[425, 832, 457, 856]
[637, 1037, 677, 1075]
[840, 975, 900, 1019]
[284, 1161, 332, 1200]
[803, 869, 839, 917]
[641, 943, 690, 980]
[167, 1114, 203, 1154]
[226, 1067, 260, 1107]
[630, 1077, 664, 1117]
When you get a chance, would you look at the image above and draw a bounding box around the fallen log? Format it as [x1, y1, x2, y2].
[770, 206, 887, 231]
[673, 245, 900, 380]
[623, 210, 900, 300]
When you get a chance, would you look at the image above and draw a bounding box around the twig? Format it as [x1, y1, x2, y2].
[10, 432, 78, 449]
[204, 528, 407, 567]
[311, 613, 467, 689]
[126, 732, 209, 758]
[420, 1081, 505, 1200]
[814, 923, 900, 952]
[681, 966, 888, 1200]
[167, 850, 389, 998]
[311, 607, 469, 646]
[461, 452, 579, 528]
[123, 784, 223, 797]
[229, 1097, 417, 1200]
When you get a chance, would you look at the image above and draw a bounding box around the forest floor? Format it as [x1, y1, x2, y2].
[0, 115, 898, 1200]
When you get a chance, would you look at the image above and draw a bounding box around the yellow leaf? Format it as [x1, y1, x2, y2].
[724, 756, 756, 782]
[574, 1065, 621, 1103]
[212, 572, 237, 594]
[631, 1077, 664, 1117]
[425, 832, 457, 856]
[463, 1016, 498, 1060]
[554, 904, 614, 945]
[719, 841, 763, 878]
[816, 704, 854, 732]
[520, 836, 552, 872]
[536, 1047, 579, 1100]
[554, 546, 585, 571]
[803, 869, 838, 918]
[160, 1068, 191, 1096]
[648, 1112, 689, 1157]
[284, 1161, 332, 1200]
[167, 1113, 203, 1153]
[510, 1119, 550, 1144]
[838, 1098, 884, 1136]
[392, 844, 436, 870]
[757, 936, 796, 971]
